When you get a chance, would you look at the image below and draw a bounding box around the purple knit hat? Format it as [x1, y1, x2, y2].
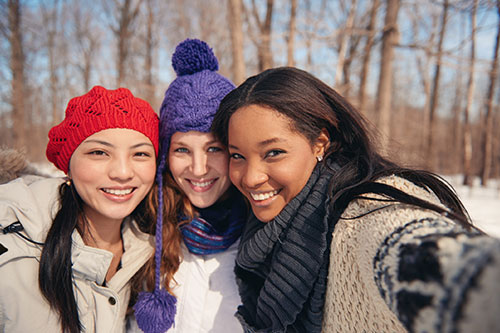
[133, 38, 235, 333]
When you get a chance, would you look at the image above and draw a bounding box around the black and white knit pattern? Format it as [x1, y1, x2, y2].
[374, 217, 500, 333]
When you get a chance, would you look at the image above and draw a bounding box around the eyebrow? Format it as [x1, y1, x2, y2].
[229, 137, 284, 150]
[82, 140, 154, 149]
[171, 139, 222, 146]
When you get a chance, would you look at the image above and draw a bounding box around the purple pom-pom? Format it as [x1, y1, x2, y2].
[172, 38, 218, 76]
[134, 289, 177, 333]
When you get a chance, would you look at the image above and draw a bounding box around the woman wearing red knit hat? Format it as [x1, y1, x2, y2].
[0, 86, 159, 332]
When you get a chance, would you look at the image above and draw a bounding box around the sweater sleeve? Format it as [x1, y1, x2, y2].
[373, 216, 500, 333]
[328, 175, 500, 333]
[330, 176, 500, 332]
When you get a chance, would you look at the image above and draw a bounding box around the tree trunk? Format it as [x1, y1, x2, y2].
[375, 0, 400, 153]
[480, 2, 500, 186]
[358, 0, 379, 113]
[463, 0, 477, 186]
[41, 0, 60, 125]
[427, 0, 449, 171]
[251, 0, 274, 71]
[228, 0, 246, 84]
[144, 0, 155, 104]
[73, 4, 98, 92]
[8, 0, 26, 150]
[286, 0, 297, 67]
[114, 0, 142, 87]
[334, 0, 357, 88]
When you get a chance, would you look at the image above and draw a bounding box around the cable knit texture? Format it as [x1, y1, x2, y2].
[322, 175, 500, 333]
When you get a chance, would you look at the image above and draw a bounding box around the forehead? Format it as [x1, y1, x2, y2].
[228, 105, 304, 146]
[81, 128, 151, 144]
[230, 105, 293, 130]
[170, 130, 218, 145]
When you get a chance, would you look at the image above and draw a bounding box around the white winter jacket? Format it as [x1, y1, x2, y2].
[0, 177, 154, 332]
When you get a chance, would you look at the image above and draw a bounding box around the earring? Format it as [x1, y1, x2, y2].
[65, 178, 72, 186]
[316, 155, 323, 162]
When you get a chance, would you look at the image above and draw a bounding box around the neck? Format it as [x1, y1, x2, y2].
[79, 213, 124, 282]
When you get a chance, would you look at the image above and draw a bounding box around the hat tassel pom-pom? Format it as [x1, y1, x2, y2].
[134, 289, 177, 333]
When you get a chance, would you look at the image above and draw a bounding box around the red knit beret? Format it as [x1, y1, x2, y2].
[46, 86, 159, 174]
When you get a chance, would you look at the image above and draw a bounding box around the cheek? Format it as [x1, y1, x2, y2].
[211, 154, 229, 176]
[229, 163, 242, 187]
[69, 157, 98, 186]
[140, 161, 157, 185]
[168, 155, 185, 179]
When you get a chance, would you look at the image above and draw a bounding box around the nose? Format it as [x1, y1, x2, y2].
[109, 155, 134, 181]
[241, 161, 268, 189]
[191, 151, 208, 177]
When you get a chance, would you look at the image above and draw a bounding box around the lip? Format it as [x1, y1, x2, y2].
[100, 187, 137, 203]
[187, 178, 217, 193]
[248, 189, 281, 207]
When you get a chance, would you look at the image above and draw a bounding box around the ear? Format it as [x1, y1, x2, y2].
[313, 128, 330, 158]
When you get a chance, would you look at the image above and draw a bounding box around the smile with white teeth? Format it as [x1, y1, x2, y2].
[250, 190, 279, 201]
[102, 188, 134, 196]
[190, 179, 215, 188]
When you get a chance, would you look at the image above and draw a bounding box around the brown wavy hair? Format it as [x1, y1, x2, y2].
[128, 168, 195, 309]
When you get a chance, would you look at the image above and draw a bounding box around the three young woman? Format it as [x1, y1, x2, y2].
[132, 39, 245, 333]
[0, 86, 159, 332]
[212, 67, 500, 332]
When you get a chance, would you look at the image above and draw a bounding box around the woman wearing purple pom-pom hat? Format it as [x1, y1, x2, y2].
[130, 39, 246, 333]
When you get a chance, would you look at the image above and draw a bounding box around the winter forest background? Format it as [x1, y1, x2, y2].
[0, 0, 499, 234]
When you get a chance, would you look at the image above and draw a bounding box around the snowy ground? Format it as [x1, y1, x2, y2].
[31, 163, 500, 238]
[445, 175, 500, 239]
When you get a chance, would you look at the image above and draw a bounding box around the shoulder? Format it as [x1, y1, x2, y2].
[0, 177, 64, 258]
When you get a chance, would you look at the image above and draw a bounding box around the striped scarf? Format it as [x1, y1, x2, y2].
[181, 191, 247, 255]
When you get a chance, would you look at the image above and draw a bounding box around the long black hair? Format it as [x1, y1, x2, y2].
[39, 181, 152, 333]
[212, 67, 472, 229]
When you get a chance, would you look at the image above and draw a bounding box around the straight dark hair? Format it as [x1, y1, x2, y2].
[39, 181, 153, 333]
[39, 182, 83, 333]
[212, 67, 472, 229]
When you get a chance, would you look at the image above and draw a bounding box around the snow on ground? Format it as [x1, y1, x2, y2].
[445, 175, 500, 238]
[28, 163, 500, 238]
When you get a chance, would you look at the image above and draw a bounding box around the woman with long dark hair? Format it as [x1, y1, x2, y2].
[212, 67, 500, 332]
[0, 86, 159, 332]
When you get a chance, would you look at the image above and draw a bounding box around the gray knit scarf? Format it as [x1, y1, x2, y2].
[235, 164, 336, 332]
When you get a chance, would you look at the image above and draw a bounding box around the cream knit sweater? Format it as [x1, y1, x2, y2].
[322, 176, 500, 333]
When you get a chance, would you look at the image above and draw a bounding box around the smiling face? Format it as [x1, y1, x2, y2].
[228, 105, 327, 222]
[69, 128, 156, 226]
[168, 131, 231, 208]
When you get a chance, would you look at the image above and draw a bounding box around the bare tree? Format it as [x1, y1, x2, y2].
[248, 0, 274, 71]
[375, 0, 400, 152]
[480, 1, 500, 186]
[143, 0, 155, 104]
[40, 0, 61, 125]
[108, 0, 142, 87]
[334, 0, 358, 88]
[463, 0, 478, 186]
[427, 0, 449, 170]
[228, 0, 246, 84]
[8, 0, 26, 149]
[286, 0, 297, 67]
[73, 3, 100, 92]
[358, 0, 380, 113]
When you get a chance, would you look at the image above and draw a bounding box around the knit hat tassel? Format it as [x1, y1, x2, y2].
[134, 169, 177, 333]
